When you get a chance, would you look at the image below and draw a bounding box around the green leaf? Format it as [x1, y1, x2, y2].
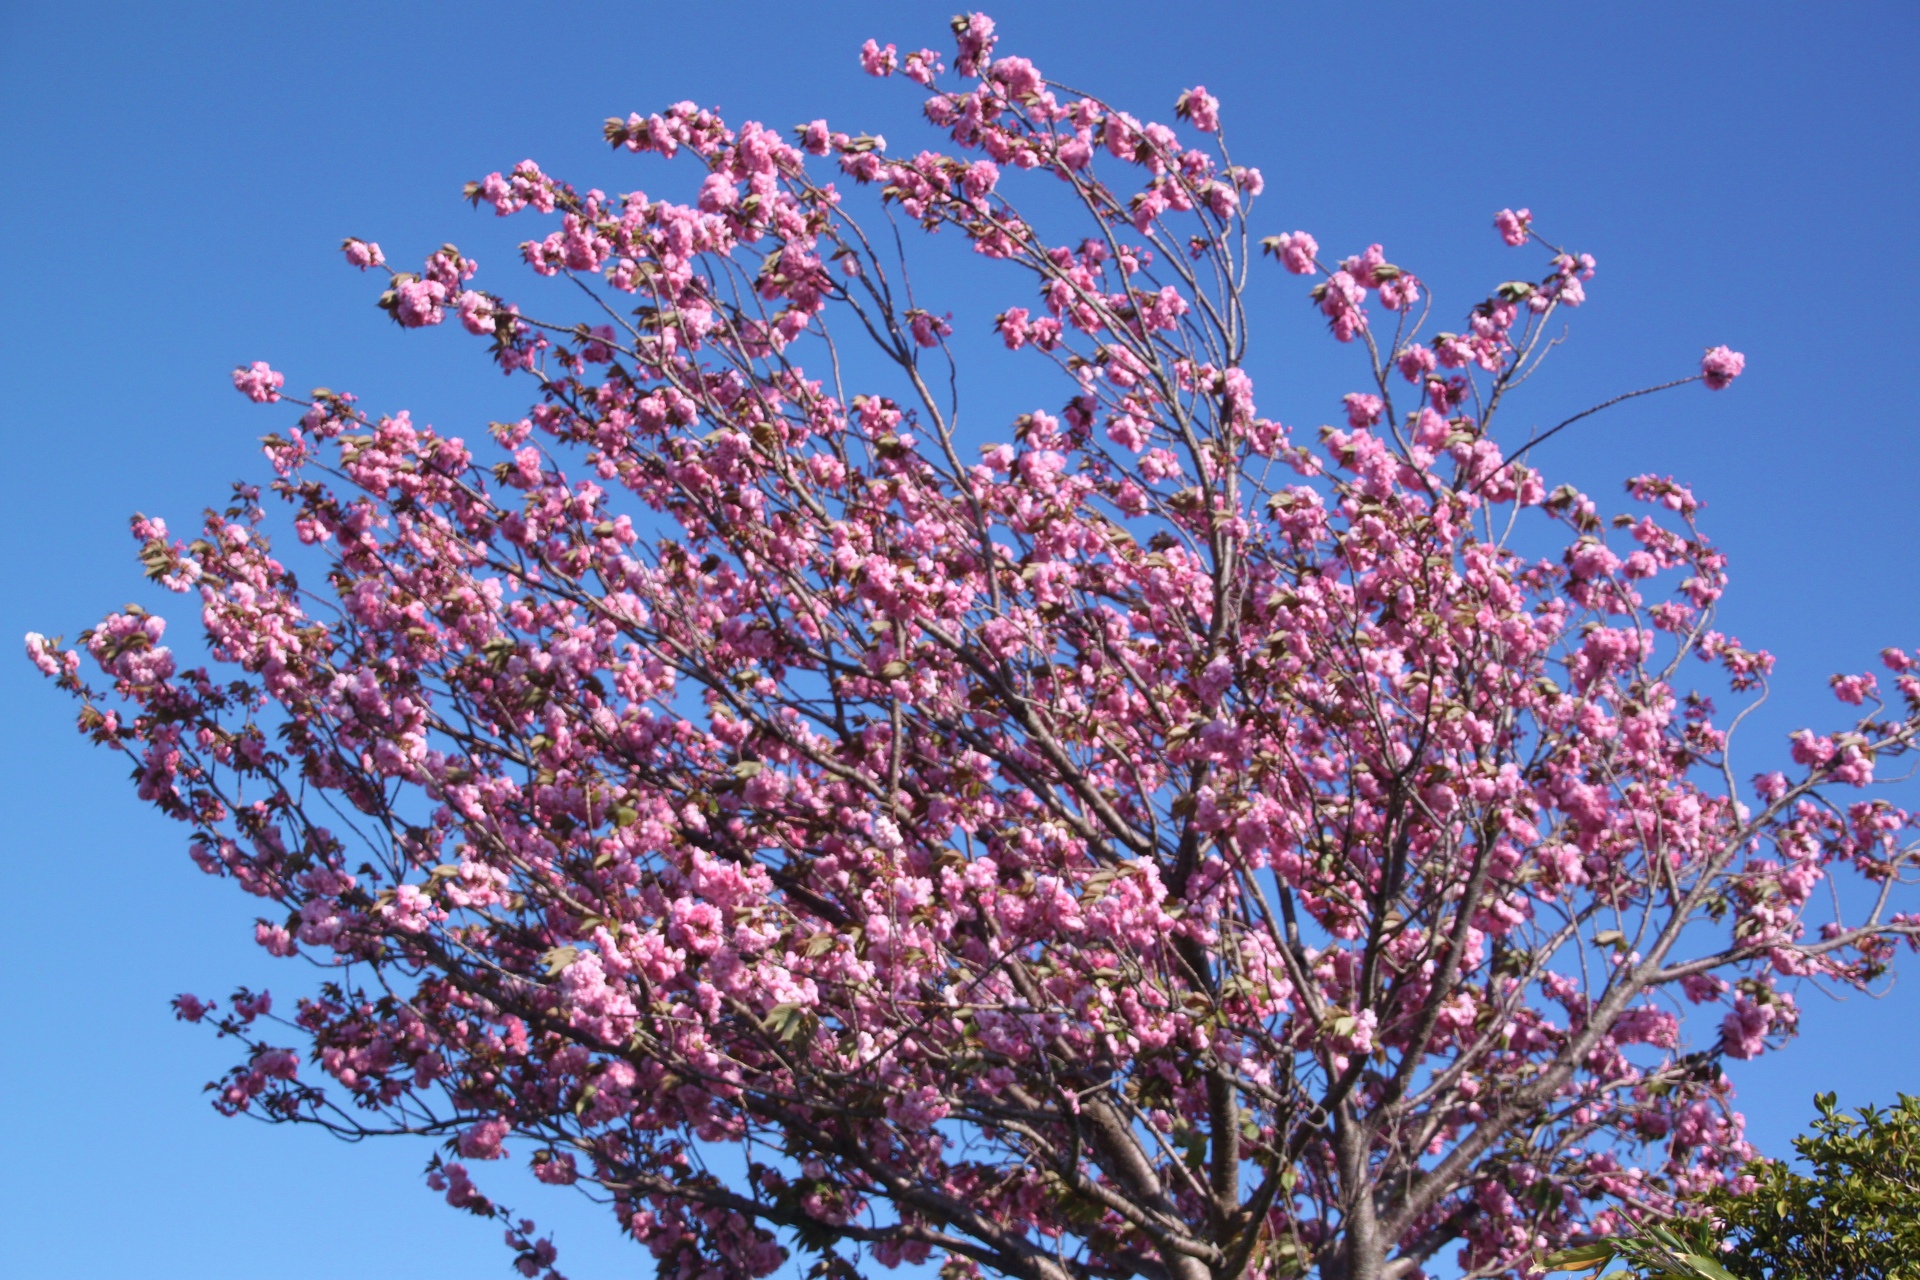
[1676, 1253, 1739, 1280]
[1079, 866, 1123, 904]
[1542, 1242, 1618, 1271]
[1702, 1090, 1920, 1279]
[763, 1002, 819, 1047]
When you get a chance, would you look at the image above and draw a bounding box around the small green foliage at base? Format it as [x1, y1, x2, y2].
[1542, 1093, 1920, 1280]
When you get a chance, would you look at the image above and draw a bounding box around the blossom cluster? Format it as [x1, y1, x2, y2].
[28, 14, 1913, 1280]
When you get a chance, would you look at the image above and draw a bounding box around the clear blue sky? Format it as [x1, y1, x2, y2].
[2, 2, 1915, 1276]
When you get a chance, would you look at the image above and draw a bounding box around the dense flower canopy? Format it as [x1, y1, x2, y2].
[27, 13, 1920, 1280]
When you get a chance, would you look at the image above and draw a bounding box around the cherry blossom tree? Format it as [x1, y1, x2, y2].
[26, 13, 1920, 1280]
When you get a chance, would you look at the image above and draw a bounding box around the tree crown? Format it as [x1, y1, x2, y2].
[26, 13, 1920, 1280]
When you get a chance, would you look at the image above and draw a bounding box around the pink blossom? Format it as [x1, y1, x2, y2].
[1104, 110, 1142, 161]
[394, 278, 448, 327]
[1221, 366, 1257, 422]
[908, 311, 951, 347]
[988, 56, 1041, 100]
[1342, 243, 1387, 287]
[457, 291, 495, 336]
[961, 159, 999, 201]
[1831, 672, 1878, 705]
[953, 12, 996, 76]
[232, 990, 272, 1021]
[697, 173, 738, 213]
[1328, 1008, 1378, 1055]
[1342, 392, 1383, 429]
[902, 48, 944, 87]
[1178, 86, 1220, 132]
[1270, 230, 1318, 274]
[532, 1151, 578, 1185]
[1130, 186, 1168, 231]
[885, 1083, 952, 1130]
[1397, 344, 1437, 382]
[1317, 270, 1368, 341]
[996, 306, 1030, 349]
[1056, 131, 1092, 170]
[342, 237, 385, 269]
[1493, 207, 1531, 246]
[428, 1163, 492, 1214]
[1202, 181, 1238, 218]
[254, 1048, 299, 1080]
[1679, 972, 1727, 1003]
[1377, 272, 1421, 311]
[23, 632, 65, 677]
[459, 1116, 511, 1160]
[1720, 995, 1774, 1059]
[1789, 730, 1836, 768]
[255, 922, 296, 956]
[1612, 1006, 1678, 1048]
[1701, 345, 1746, 390]
[859, 39, 897, 77]
[231, 361, 284, 403]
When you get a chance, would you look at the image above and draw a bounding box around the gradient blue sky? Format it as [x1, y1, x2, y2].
[2, 2, 1916, 1276]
